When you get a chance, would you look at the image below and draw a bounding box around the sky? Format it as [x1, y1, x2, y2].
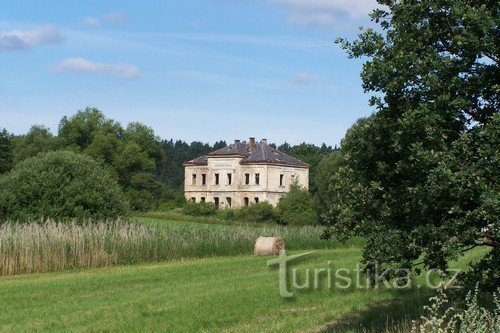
[0, 0, 381, 145]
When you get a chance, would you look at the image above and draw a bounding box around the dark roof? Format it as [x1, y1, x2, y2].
[184, 140, 309, 168]
[207, 141, 248, 157]
[186, 155, 208, 165]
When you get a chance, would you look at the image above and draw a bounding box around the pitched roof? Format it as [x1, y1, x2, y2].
[185, 140, 309, 168]
[207, 141, 248, 157]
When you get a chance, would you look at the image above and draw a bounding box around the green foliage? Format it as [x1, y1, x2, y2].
[313, 151, 342, 223]
[158, 139, 226, 190]
[0, 151, 128, 221]
[276, 180, 316, 225]
[0, 128, 13, 174]
[235, 202, 276, 223]
[56, 107, 167, 211]
[412, 286, 500, 333]
[327, 0, 499, 290]
[11, 125, 61, 165]
[58, 107, 123, 150]
[181, 201, 218, 216]
[278, 142, 337, 194]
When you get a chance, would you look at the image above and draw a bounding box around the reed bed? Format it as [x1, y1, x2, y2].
[0, 219, 359, 276]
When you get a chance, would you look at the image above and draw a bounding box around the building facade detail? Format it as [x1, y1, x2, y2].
[184, 138, 309, 209]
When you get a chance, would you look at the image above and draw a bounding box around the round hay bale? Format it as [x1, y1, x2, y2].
[254, 236, 285, 256]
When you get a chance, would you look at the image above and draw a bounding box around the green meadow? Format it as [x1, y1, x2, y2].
[0, 216, 488, 332]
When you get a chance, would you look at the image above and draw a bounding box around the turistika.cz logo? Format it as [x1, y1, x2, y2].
[267, 251, 461, 298]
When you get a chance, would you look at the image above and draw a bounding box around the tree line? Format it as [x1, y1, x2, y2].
[0, 107, 336, 212]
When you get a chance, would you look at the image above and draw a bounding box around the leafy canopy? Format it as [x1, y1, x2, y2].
[326, 0, 499, 290]
[277, 179, 316, 225]
[0, 150, 128, 221]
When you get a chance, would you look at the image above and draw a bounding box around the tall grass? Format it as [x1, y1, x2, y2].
[0, 219, 361, 276]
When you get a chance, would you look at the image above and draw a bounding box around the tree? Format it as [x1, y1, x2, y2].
[58, 108, 168, 211]
[279, 142, 335, 194]
[0, 128, 13, 174]
[0, 151, 128, 221]
[276, 180, 316, 225]
[313, 151, 342, 224]
[158, 139, 225, 190]
[58, 107, 123, 151]
[327, 0, 499, 290]
[11, 125, 60, 164]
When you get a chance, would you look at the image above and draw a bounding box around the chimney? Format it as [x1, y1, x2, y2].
[248, 137, 255, 152]
[260, 138, 267, 145]
[234, 139, 240, 144]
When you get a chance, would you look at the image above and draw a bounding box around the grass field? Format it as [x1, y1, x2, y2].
[0, 215, 488, 332]
[0, 217, 362, 276]
[0, 249, 407, 332]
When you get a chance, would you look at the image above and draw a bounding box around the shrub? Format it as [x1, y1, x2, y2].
[276, 181, 316, 225]
[412, 286, 500, 333]
[125, 173, 178, 211]
[0, 150, 128, 221]
[235, 202, 276, 223]
[181, 201, 217, 216]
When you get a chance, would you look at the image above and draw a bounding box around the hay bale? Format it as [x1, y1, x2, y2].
[254, 236, 285, 256]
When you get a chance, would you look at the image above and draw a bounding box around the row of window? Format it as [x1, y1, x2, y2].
[191, 173, 294, 186]
[190, 196, 259, 208]
[191, 173, 261, 186]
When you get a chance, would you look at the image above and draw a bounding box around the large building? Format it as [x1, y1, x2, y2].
[184, 138, 309, 209]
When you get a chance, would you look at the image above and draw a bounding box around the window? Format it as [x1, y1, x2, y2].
[245, 173, 250, 185]
[244, 197, 249, 206]
[215, 173, 220, 185]
[254, 197, 259, 204]
[190, 197, 196, 203]
[200, 197, 205, 202]
[279, 174, 284, 186]
[201, 174, 206, 185]
[226, 197, 232, 208]
[214, 197, 219, 208]
[227, 173, 232, 185]
[255, 173, 260, 185]
[191, 174, 197, 185]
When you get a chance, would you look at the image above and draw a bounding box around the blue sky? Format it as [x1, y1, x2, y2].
[0, 0, 379, 145]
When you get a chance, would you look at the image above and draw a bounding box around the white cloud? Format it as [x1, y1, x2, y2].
[290, 72, 325, 85]
[268, 0, 378, 26]
[102, 12, 127, 24]
[83, 17, 101, 27]
[84, 12, 127, 27]
[53, 57, 140, 79]
[0, 24, 63, 51]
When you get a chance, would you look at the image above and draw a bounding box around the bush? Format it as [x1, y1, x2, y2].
[0, 150, 128, 221]
[412, 286, 500, 333]
[235, 202, 276, 223]
[181, 201, 217, 216]
[158, 198, 184, 212]
[125, 173, 179, 211]
[276, 181, 316, 225]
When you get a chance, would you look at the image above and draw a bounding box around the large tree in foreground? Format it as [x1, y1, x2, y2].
[325, 0, 499, 290]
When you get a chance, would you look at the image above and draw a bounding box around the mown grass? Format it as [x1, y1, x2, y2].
[0, 217, 362, 276]
[0, 247, 488, 332]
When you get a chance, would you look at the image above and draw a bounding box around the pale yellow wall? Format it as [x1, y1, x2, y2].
[184, 156, 309, 208]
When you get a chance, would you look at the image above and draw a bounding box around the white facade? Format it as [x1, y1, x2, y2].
[184, 141, 309, 209]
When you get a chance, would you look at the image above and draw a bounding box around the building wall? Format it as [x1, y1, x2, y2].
[184, 156, 309, 208]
